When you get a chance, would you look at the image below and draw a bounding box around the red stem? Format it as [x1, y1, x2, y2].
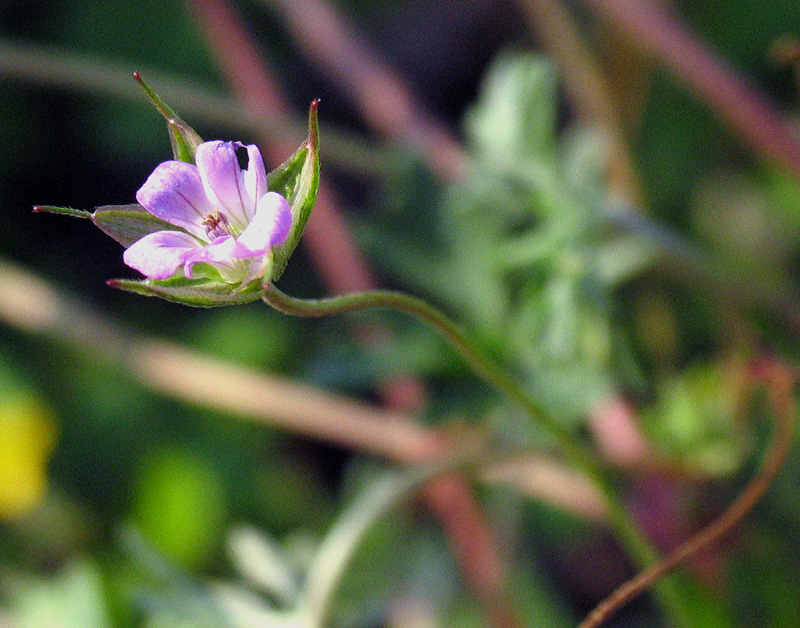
[186, 0, 376, 297]
[268, 0, 467, 180]
[579, 356, 797, 628]
[581, 0, 800, 182]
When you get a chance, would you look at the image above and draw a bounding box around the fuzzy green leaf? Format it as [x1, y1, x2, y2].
[33, 205, 93, 219]
[36, 203, 175, 247]
[465, 52, 558, 159]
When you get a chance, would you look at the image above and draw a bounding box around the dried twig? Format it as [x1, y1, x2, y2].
[579, 357, 797, 628]
[264, 0, 467, 180]
[580, 0, 800, 182]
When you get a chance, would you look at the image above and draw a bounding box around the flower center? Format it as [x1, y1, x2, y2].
[202, 210, 233, 240]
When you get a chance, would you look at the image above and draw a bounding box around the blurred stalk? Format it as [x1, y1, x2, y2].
[0, 38, 391, 178]
[516, 0, 644, 204]
[0, 258, 429, 459]
[260, 0, 467, 180]
[579, 0, 800, 184]
[0, 256, 605, 516]
[298, 449, 482, 628]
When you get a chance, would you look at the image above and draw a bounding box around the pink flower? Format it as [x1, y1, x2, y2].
[124, 141, 291, 285]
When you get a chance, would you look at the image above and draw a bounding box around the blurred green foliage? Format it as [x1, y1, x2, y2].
[0, 0, 799, 627]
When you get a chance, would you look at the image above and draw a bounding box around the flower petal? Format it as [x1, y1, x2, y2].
[243, 144, 268, 221]
[123, 230, 200, 280]
[231, 192, 292, 258]
[136, 161, 214, 239]
[183, 235, 237, 279]
[195, 141, 251, 228]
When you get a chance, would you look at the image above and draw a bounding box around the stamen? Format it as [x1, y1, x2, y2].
[202, 210, 232, 239]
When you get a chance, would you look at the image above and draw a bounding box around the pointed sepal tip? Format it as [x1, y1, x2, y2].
[133, 72, 203, 163]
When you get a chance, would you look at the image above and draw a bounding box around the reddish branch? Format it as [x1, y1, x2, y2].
[185, 0, 375, 299]
[580, 0, 800, 183]
[579, 357, 797, 628]
[266, 0, 467, 180]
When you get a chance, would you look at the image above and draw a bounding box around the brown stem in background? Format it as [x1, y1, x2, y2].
[424, 477, 520, 628]
[579, 357, 796, 628]
[771, 37, 800, 106]
[0, 257, 604, 521]
[592, 24, 653, 145]
[517, 0, 644, 204]
[184, 1, 521, 625]
[264, 0, 467, 181]
[579, 0, 800, 183]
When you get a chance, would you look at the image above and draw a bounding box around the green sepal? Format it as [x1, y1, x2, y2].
[36, 204, 176, 248]
[108, 277, 265, 308]
[33, 205, 91, 219]
[134, 72, 203, 163]
[92, 204, 176, 247]
[268, 100, 320, 281]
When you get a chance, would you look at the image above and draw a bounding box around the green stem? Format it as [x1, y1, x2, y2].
[263, 285, 691, 627]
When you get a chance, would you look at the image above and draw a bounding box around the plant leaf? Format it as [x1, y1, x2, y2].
[33, 205, 92, 219]
[36, 203, 176, 247]
[465, 52, 557, 159]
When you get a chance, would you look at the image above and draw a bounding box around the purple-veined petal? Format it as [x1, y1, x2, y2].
[231, 192, 292, 257]
[135, 161, 213, 239]
[183, 235, 238, 279]
[195, 141, 250, 228]
[243, 144, 268, 222]
[123, 230, 200, 280]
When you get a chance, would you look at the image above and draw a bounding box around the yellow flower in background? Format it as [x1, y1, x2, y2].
[0, 395, 57, 519]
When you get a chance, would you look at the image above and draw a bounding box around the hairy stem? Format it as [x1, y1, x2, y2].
[263, 285, 691, 626]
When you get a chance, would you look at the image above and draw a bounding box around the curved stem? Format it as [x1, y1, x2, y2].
[266, 286, 563, 438]
[263, 285, 690, 626]
[579, 359, 797, 628]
